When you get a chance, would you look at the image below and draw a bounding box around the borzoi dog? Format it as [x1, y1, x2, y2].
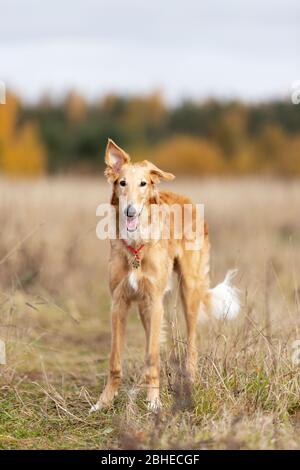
[91, 139, 240, 412]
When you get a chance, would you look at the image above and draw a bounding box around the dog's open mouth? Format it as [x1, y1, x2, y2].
[126, 216, 139, 232]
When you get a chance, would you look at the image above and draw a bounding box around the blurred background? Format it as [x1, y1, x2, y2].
[1, 0, 300, 177]
[1, 0, 300, 450]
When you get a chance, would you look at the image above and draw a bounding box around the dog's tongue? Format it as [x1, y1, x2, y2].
[126, 216, 138, 231]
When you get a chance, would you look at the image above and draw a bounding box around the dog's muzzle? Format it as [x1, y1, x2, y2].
[124, 204, 139, 232]
[125, 204, 137, 218]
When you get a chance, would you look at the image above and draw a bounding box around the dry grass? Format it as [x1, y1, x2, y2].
[0, 176, 300, 449]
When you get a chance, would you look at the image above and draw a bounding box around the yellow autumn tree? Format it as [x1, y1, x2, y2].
[212, 105, 248, 158]
[2, 123, 46, 176]
[0, 91, 19, 141]
[0, 91, 46, 176]
[152, 135, 226, 175]
[274, 133, 300, 176]
[65, 90, 87, 123]
[231, 146, 257, 174]
[255, 125, 288, 172]
[121, 91, 166, 138]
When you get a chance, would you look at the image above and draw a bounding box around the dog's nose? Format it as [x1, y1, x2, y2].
[125, 204, 137, 218]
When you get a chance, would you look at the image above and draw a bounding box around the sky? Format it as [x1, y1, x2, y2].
[0, 0, 299, 103]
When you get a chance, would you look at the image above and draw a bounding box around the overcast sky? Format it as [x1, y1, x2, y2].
[0, 0, 299, 103]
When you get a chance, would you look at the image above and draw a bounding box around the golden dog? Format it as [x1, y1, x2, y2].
[91, 139, 240, 412]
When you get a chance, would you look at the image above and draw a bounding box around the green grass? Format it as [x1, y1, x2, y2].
[1, 287, 300, 450]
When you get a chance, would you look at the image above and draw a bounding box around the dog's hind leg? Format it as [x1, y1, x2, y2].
[180, 280, 202, 382]
[178, 246, 210, 382]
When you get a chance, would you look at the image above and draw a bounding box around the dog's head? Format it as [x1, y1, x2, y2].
[105, 139, 175, 233]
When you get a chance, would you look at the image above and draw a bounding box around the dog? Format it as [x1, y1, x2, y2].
[91, 138, 240, 412]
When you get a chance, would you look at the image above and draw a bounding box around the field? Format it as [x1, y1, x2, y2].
[0, 176, 300, 450]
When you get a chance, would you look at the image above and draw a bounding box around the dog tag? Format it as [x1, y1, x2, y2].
[132, 257, 140, 269]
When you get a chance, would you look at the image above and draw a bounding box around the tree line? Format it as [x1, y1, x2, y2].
[1, 90, 300, 176]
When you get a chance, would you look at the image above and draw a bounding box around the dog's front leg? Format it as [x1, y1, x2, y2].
[91, 293, 130, 412]
[143, 298, 164, 411]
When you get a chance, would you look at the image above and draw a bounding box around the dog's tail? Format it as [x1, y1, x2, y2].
[199, 269, 240, 321]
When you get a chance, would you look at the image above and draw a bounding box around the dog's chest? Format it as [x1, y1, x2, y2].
[128, 271, 139, 292]
[127, 269, 173, 296]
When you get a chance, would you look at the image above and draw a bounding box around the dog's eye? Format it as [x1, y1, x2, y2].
[140, 181, 147, 187]
[119, 180, 126, 187]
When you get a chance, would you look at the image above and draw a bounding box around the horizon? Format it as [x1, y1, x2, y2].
[2, 86, 296, 107]
[1, 0, 299, 104]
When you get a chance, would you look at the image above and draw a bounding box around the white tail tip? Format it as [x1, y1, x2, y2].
[210, 269, 240, 320]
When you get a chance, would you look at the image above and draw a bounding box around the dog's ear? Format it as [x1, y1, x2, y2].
[144, 161, 175, 184]
[104, 139, 130, 182]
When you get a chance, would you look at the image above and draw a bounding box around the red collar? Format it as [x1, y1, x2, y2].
[122, 239, 145, 256]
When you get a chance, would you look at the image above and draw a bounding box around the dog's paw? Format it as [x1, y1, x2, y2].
[89, 403, 101, 414]
[147, 398, 162, 413]
[89, 400, 112, 414]
[89, 396, 115, 414]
